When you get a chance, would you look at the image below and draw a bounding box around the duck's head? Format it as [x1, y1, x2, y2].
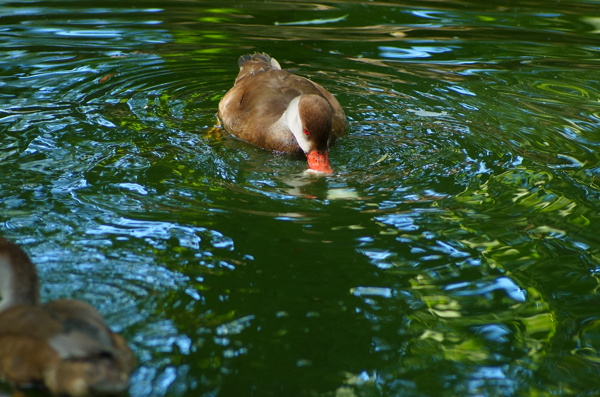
[286, 94, 335, 174]
[0, 237, 40, 313]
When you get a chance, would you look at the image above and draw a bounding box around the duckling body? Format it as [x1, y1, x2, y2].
[0, 238, 134, 396]
[218, 53, 348, 174]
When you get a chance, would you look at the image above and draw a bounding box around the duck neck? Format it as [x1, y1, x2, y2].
[0, 240, 40, 313]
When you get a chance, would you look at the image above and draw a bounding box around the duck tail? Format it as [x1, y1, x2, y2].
[237, 52, 281, 71]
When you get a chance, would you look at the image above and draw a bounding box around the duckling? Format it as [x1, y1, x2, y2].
[0, 237, 135, 396]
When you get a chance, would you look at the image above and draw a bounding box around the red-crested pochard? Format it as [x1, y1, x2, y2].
[218, 53, 348, 174]
[0, 237, 135, 396]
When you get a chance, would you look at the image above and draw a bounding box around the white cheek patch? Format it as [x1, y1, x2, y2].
[293, 129, 312, 153]
[0, 257, 15, 312]
[283, 96, 313, 153]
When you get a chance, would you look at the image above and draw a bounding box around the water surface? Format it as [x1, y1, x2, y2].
[1, 1, 600, 396]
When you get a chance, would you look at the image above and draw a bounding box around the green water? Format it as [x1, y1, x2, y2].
[1, 0, 600, 396]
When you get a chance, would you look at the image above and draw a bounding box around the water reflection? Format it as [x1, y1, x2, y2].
[1, 0, 600, 396]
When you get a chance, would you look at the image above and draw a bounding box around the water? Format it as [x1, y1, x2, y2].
[1, 0, 600, 396]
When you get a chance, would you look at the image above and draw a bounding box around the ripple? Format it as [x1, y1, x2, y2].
[2, 2, 600, 397]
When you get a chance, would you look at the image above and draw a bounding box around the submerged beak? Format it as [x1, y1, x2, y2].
[306, 150, 333, 175]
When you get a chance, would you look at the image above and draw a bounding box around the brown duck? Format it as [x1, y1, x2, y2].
[0, 237, 135, 396]
[218, 53, 348, 174]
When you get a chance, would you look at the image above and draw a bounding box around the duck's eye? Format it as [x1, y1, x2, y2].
[303, 129, 310, 136]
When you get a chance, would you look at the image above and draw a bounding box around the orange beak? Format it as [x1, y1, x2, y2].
[306, 150, 333, 174]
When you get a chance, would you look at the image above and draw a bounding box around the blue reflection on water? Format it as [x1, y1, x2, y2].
[379, 45, 455, 59]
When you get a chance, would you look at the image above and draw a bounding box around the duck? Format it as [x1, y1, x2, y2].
[218, 52, 348, 174]
[0, 237, 135, 396]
